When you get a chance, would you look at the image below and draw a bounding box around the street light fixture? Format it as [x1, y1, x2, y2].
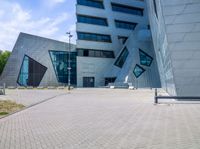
[66, 32, 73, 91]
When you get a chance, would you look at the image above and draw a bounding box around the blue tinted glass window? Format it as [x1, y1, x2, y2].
[77, 48, 115, 58]
[111, 3, 143, 16]
[114, 47, 129, 68]
[77, 15, 108, 26]
[17, 55, 47, 87]
[139, 49, 153, 66]
[77, 0, 104, 9]
[77, 32, 112, 42]
[115, 20, 137, 30]
[49, 51, 77, 85]
[18, 56, 29, 86]
[133, 64, 145, 78]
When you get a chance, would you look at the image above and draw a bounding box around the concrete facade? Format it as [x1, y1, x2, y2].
[76, 0, 161, 88]
[77, 56, 114, 87]
[147, 0, 200, 95]
[0, 33, 75, 87]
[76, 0, 200, 95]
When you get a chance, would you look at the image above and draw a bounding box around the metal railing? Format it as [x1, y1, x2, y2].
[154, 88, 200, 104]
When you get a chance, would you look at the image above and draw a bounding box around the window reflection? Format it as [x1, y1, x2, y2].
[49, 51, 77, 85]
[17, 55, 47, 87]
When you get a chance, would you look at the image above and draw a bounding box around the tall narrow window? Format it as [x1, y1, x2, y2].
[114, 47, 129, 68]
[153, 0, 158, 18]
[49, 51, 77, 85]
[133, 64, 145, 78]
[139, 49, 153, 66]
[17, 55, 47, 87]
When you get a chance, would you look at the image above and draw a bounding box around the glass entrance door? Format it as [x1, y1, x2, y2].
[83, 77, 95, 87]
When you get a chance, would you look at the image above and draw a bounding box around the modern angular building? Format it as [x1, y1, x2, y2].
[76, 0, 161, 88]
[1, 0, 200, 96]
[147, 0, 200, 96]
[76, 0, 200, 96]
[0, 33, 76, 87]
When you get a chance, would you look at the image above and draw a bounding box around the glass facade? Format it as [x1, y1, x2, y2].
[77, 48, 115, 58]
[139, 49, 153, 66]
[17, 55, 47, 87]
[77, 15, 108, 26]
[133, 64, 145, 78]
[77, 32, 112, 42]
[77, 0, 104, 9]
[115, 20, 137, 30]
[114, 47, 129, 68]
[111, 3, 143, 16]
[49, 51, 77, 85]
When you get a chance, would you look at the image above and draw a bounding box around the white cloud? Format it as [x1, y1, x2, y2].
[44, 0, 66, 8]
[57, 24, 77, 44]
[0, 1, 71, 51]
[51, 0, 65, 3]
[0, 10, 4, 18]
[69, 24, 76, 32]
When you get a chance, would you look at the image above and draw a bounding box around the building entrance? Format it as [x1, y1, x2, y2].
[83, 77, 95, 87]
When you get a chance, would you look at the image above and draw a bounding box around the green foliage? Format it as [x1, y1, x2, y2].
[0, 51, 11, 75]
[0, 112, 9, 115]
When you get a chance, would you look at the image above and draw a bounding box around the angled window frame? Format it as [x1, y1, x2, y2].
[114, 47, 129, 68]
[133, 64, 145, 78]
[48, 50, 77, 85]
[17, 55, 47, 87]
[139, 49, 153, 67]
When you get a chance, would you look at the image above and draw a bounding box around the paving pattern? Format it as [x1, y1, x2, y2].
[0, 89, 200, 149]
[0, 89, 67, 106]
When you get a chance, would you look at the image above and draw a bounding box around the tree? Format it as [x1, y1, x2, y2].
[0, 51, 11, 75]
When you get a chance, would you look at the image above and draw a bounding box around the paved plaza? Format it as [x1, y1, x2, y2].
[0, 89, 200, 149]
[0, 89, 67, 106]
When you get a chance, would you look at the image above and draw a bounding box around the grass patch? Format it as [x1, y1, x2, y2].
[0, 112, 9, 115]
[0, 100, 25, 117]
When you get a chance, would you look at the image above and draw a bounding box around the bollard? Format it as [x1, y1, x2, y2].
[154, 88, 158, 104]
[68, 85, 70, 91]
[3, 83, 6, 95]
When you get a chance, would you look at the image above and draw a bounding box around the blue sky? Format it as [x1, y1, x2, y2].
[0, 0, 76, 51]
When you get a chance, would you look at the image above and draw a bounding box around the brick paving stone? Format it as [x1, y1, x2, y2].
[0, 89, 67, 106]
[0, 89, 200, 149]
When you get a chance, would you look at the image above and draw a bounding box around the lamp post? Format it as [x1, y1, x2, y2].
[66, 32, 73, 91]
